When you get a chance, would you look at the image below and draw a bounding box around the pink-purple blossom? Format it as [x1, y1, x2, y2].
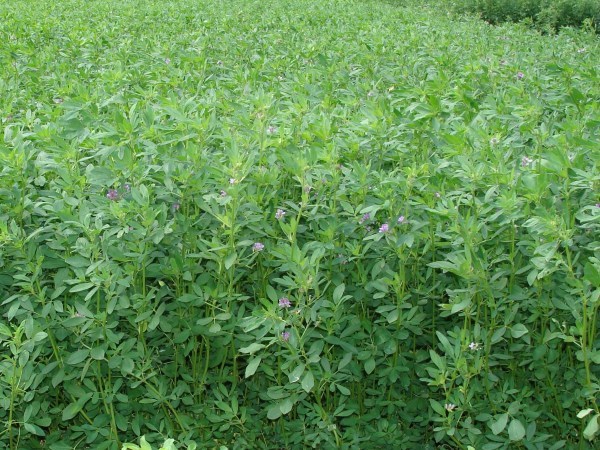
[275, 209, 286, 220]
[379, 223, 389, 233]
[278, 297, 291, 308]
[106, 189, 119, 201]
[252, 242, 265, 252]
[359, 213, 370, 224]
[281, 331, 290, 341]
[397, 215, 406, 224]
[517, 71, 524, 80]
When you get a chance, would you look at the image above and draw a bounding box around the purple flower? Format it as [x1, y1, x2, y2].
[359, 213, 370, 224]
[596, 203, 600, 208]
[252, 242, 265, 252]
[275, 209, 286, 220]
[435, 192, 441, 198]
[281, 331, 290, 341]
[220, 190, 227, 197]
[165, 57, 171, 65]
[517, 71, 524, 80]
[229, 178, 236, 185]
[172, 202, 180, 212]
[379, 223, 389, 233]
[106, 189, 119, 201]
[521, 156, 533, 167]
[278, 297, 291, 308]
[123, 183, 131, 193]
[397, 215, 406, 224]
[267, 125, 277, 134]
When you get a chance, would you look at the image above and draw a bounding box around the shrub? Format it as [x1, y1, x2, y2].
[456, 0, 600, 32]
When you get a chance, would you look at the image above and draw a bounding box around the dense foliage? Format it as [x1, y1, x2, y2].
[454, 0, 600, 32]
[0, 0, 599, 449]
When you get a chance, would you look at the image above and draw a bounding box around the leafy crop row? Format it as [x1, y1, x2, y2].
[0, 0, 599, 449]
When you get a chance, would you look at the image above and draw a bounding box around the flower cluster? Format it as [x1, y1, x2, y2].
[106, 189, 119, 201]
[521, 156, 533, 167]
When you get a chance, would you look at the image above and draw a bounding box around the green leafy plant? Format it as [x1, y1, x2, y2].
[122, 436, 197, 450]
[0, 0, 598, 449]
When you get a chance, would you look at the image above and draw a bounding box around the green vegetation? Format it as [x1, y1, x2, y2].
[0, 0, 599, 448]
[454, 0, 600, 32]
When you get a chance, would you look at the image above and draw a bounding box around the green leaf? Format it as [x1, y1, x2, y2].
[239, 343, 265, 354]
[338, 352, 353, 371]
[224, 252, 237, 270]
[429, 399, 446, 416]
[69, 282, 95, 293]
[66, 349, 89, 365]
[159, 439, 177, 450]
[429, 350, 445, 371]
[584, 262, 600, 287]
[62, 402, 81, 421]
[279, 397, 294, 415]
[364, 358, 376, 374]
[245, 356, 261, 378]
[301, 371, 314, 393]
[65, 256, 90, 268]
[578, 408, 594, 419]
[336, 384, 350, 396]
[583, 414, 600, 440]
[267, 404, 282, 420]
[332, 283, 345, 303]
[491, 413, 508, 435]
[508, 418, 526, 441]
[24, 422, 45, 436]
[140, 436, 152, 450]
[511, 324, 529, 338]
[90, 347, 105, 360]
